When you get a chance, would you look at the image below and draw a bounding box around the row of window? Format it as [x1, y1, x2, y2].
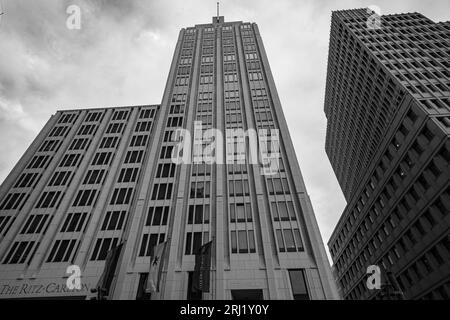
[72, 189, 97, 207]
[28, 155, 51, 169]
[3, 240, 38, 264]
[85, 111, 103, 123]
[36, 191, 63, 209]
[146, 206, 169, 226]
[49, 125, 70, 137]
[47, 239, 79, 263]
[20, 214, 50, 234]
[69, 138, 90, 151]
[139, 233, 165, 257]
[79, 124, 98, 136]
[39, 139, 60, 153]
[0, 215, 13, 235]
[60, 153, 82, 167]
[190, 181, 211, 198]
[91, 237, 120, 261]
[13, 172, 40, 189]
[49, 171, 73, 187]
[188, 204, 209, 225]
[110, 187, 133, 205]
[231, 230, 256, 254]
[60, 212, 89, 233]
[101, 211, 127, 231]
[58, 113, 77, 124]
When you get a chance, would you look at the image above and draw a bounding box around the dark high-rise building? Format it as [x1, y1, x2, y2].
[0, 15, 338, 300]
[325, 8, 450, 300]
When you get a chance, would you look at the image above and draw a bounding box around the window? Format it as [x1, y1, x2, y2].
[91, 237, 119, 260]
[228, 180, 249, 196]
[39, 139, 59, 152]
[151, 183, 173, 200]
[85, 111, 103, 122]
[230, 203, 251, 223]
[111, 110, 128, 121]
[118, 167, 139, 183]
[106, 123, 123, 134]
[0, 216, 12, 235]
[14, 172, 40, 188]
[130, 135, 148, 147]
[238, 231, 248, 253]
[160, 145, 174, 159]
[156, 163, 176, 178]
[99, 137, 119, 149]
[146, 206, 170, 226]
[73, 189, 97, 207]
[139, 108, 155, 119]
[187, 204, 209, 225]
[58, 113, 77, 124]
[36, 191, 62, 209]
[110, 188, 134, 205]
[124, 150, 143, 164]
[92, 152, 112, 166]
[69, 138, 89, 151]
[0, 192, 27, 210]
[289, 269, 310, 300]
[3, 241, 38, 264]
[276, 228, 303, 252]
[268, 178, 289, 195]
[83, 169, 105, 185]
[192, 163, 211, 176]
[61, 212, 89, 232]
[48, 171, 72, 187]
[135, 121, 152, 132]
[139, 233, 165, 257]
[29, 155, 51, 169]
[101, 211, 127, 230]
[185, 232, 206, 255]
[135, 273, 150, 300]
[46, 239, 78, 263]
[20, 214, 50, 234]
[230, 230, 255, 254]
[231, 231, 237, 253]
[190, 181, 210, 198]
[284, 229, 296, 252]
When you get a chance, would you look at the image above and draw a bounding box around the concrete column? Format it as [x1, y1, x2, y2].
[214, 25, 226, 300]
[111, 105, 163, 300]
[164, 27, 202, 299]
[235, 23, 278, 299]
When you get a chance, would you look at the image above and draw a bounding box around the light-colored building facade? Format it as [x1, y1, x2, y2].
[0, 16, 338, 300]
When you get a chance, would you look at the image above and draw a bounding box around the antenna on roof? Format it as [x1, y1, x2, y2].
[216, 2, 220, 22]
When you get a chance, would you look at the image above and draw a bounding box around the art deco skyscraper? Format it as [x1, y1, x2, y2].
[325, 9, 450, 299]
[0, 16, 338, 300]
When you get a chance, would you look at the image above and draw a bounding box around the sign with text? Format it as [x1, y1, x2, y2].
[0, 279, 93, 299]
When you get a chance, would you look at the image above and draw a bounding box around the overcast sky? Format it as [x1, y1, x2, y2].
[0, 0, 448, 261]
